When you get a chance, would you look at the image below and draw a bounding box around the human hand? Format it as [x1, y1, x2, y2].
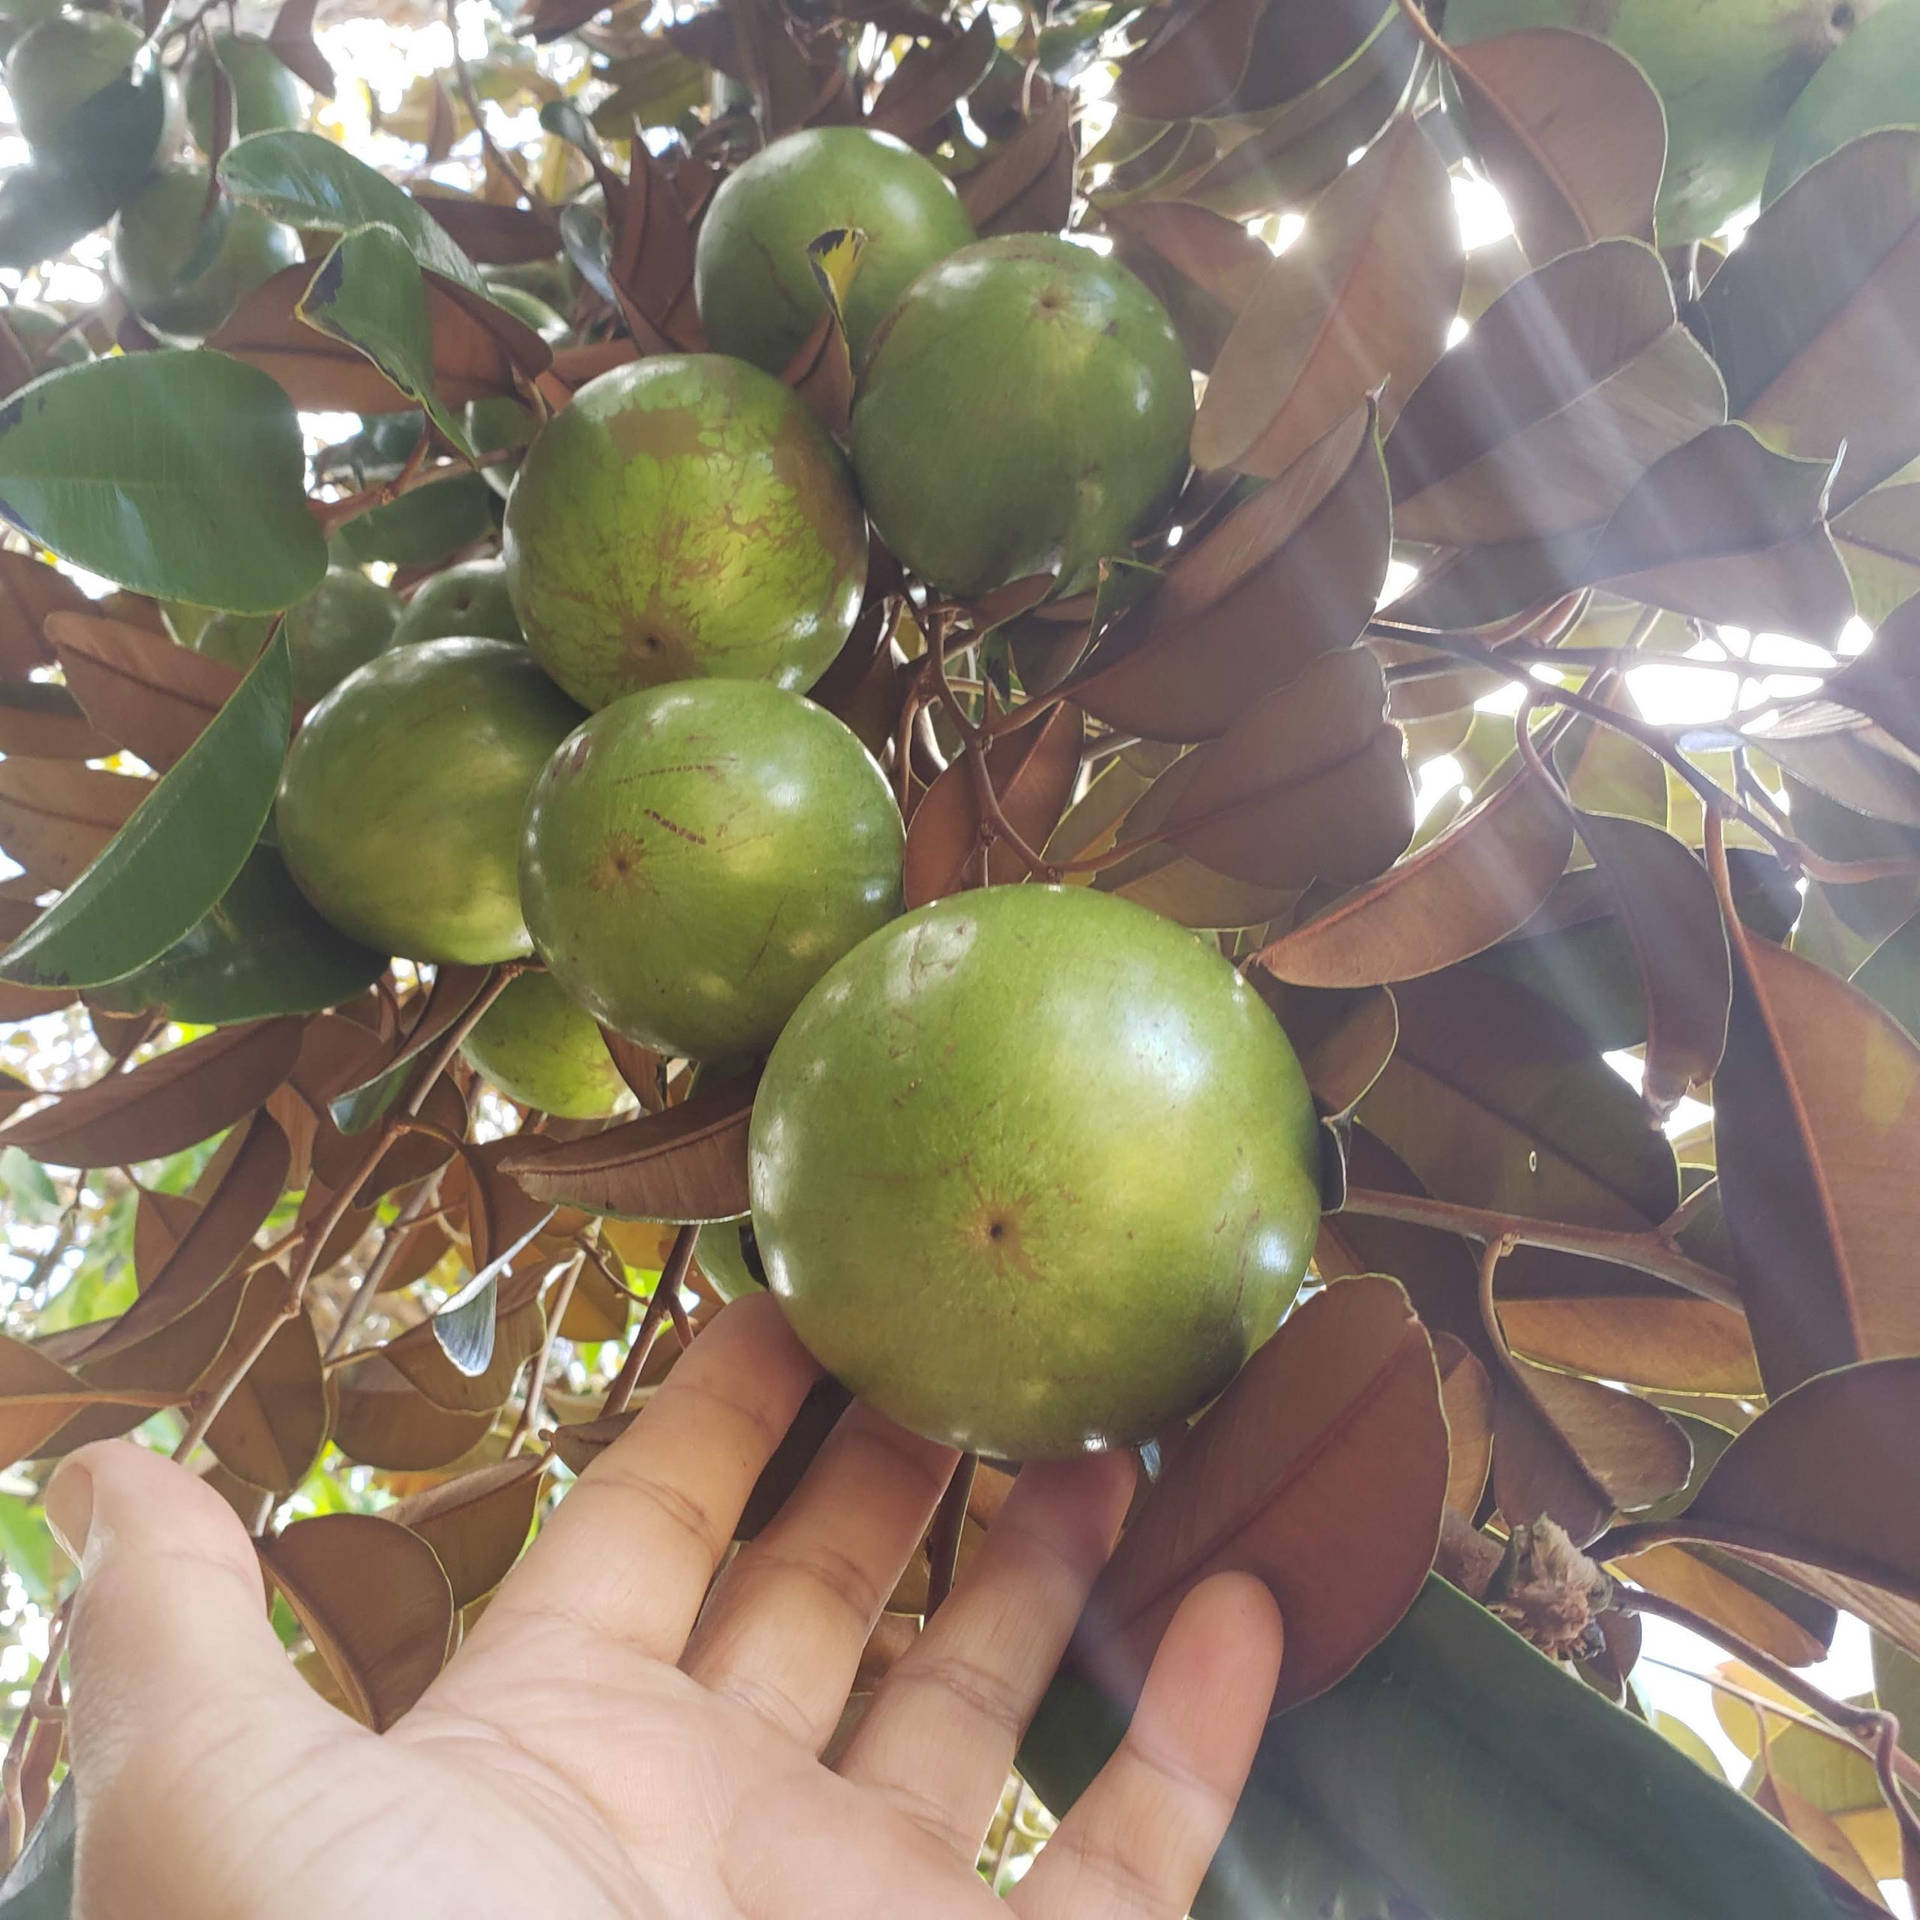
[50, 1294, 1283, 1919]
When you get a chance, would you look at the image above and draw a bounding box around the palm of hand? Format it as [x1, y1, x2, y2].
[58, 1298, 1282, 1920]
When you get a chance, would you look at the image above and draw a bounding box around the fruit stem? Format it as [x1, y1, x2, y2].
[925, 1452, 977, 1618]
[602, 1223, 700, 1417]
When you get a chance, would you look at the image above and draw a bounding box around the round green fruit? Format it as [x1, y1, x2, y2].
[185, 31, 300, 153]
[502, 352, 868, 710]
[1443, 0, 1885, 242]
[749, 885, 1321, 1460]
[392, 557, 524, 647]
[520, 678, 904, 1060]
[277, 637, 585, 964]
[464, 393, 539, 500]
[696, 1217, 767, 1303]
[850, 235, 1193, 599]
[1766, 0, 1920, 201]
[109, 166, 299, 341]
[89, 844, 387, 1025]
[196, 566, 400, 707]
[481, 281, 567, 338]
[460, 971, 632, 1119]
[694, 125, 976, 375]
[6, 11, 141, 148]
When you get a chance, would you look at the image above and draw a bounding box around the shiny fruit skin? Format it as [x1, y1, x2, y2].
[277, 637, 585, 965]
[502, 353, 868, 711]
[392, 557, 524, 647]
[1765, 0, 1920, 200]
[749, 885, 1321, 1460]
[196, 566, 400, 707]
[6, 11, 141, 148]
[520, 679, 904, 1061]
[850, 235, 1193, 599]
[1444, 0, 1885, 241]
[696, 1217, 768, 1302]
[109, 167, 299, 341]
[694, 125, 976, 374]
[186, 31, 301, 153]
[460, 971, 633, 1119]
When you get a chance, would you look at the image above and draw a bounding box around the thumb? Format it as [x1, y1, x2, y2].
[48, 1441, 322, 1774]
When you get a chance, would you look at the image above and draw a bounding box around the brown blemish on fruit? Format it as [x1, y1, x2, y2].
[590, 832, 646, 890]
[643, 809, 707, 846]
[966, 1203, 1041, 1281]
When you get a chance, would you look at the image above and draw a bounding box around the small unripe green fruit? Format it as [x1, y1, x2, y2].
[851, 235, 1193, 599]
[694, 125, 976, 374]
[696, 1217, 767, 1303]
[1766, 0, 1920, 201]
[1444, 0, 1885, 241]
[520, 679, 904, 1061]
[277, 638, 585, 964]
[6, 11, 141, 148]
[750, 885, 1321, 1460]
[502, 353, 868, 711]
[392, 557, 524, 647]
[196, 566, 400, 707]
[109, 166, 299, 341]
[185, 31, 300, 153]
[460, 971, 633, 1119]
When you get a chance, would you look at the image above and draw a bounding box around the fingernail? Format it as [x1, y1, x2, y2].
[44, 1462, 93, 1567]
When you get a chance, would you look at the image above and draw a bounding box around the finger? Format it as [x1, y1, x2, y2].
[52, 1442, 336, 1784]
[681, 1403, 956, 1749]
[470, 1293, 819, 1666]
[837, 1451, 1135, 1860]
[1009, 1572, 1283, 1920]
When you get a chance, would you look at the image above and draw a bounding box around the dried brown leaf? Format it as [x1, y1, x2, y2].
[49, 612, 242, 771]
[1114, 0, 1262, 120]
[0, 683, 114, 762]
[1248, 977, 1397, 1119]
[0, 760, 149, 889]
[387, 1454, 545, 1607]
[205, 1292, 328, 1493]
[331, 1351, 495, 1470]
[0, 551, 92, 678]
[1433, 1331, 1493, 1517]
[960, 93, 1075, 239]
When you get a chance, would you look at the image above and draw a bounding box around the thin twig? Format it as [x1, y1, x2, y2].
[925, 1452, 977, 1618]
[508, 1249, 586, 1456]
[321, 1169, 445, 1362]
[601, 1223, 700, 1417]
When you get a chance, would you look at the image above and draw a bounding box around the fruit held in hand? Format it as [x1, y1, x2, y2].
[392, 557, 524, 647]
[109, 167, 298, 341]
[196, 566, 400, 707]
[6, 11, 141, 148]
[503, 353, 867, 710]
[749, 885, 1321, 1460]
[277, 637, 584, 964]
[694, 125, 976, 374]
[850, 234, 1192, 598]
[461, 972, 633, 1119]
[1443, 0, 1884, 241]
[186, 32, 301, 153]
[520, 679, 903, 1060]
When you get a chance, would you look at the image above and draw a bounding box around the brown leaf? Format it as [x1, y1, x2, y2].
[1102, 196, 1270, 369]
[1156, 648, 1413, 888]
[387, 1455, 545, 1607]
[1834, 479, 1920, 627]
[1575, 813, 1730, 1121]
[0, 1336, 118, 1470]
[1362, 967, 1679, 1231]
[206, 268, 417, 414]
[867, 10, 997, 144]
[777, 303, 853, 441]
[1072, 402, 1390, 741]
[48, 612, 243, 771]
[1385, 238, 1725, 546]
[960, 94, 1075, 239]
[608, 148, 703, 351]
[331, 1351, 496, 1470]
[1434, 1331, 1493, 1517]
[1698, 130, 1920, 507]
[1193, 115, 1461, 479]
[548, 1408, 637, 1476]
[1072, 1275, 1446, 1713]
[1585, 426, 1855, 640]
[1248, 977, 1397, 1119]
[1715, 921, 1920, 1394]
[0, 683, 114, 762]
[259, 1513, 454, 1730]
[384, 1287, 544, 1415]
[83, 1113, 289, 1362]
[0, 551, 92, 678]
[1826, 592, 1920, 758]
[410, 194, 557, 267]
[0, 761, 150, 888]
[311, 1073, 466, 1207]
[205, 1293, 328, 1493]
[1449, 28, 1664, 265]
[1501, 1294, 1760, 1397]
[903, 705, 1083, 907]
[498, 1076, 754, 1222]
[2, 1018, 304, 1170]
[1257, 757, 1575, 987]
[1615, 1543, 1832, 1668]
[1114, 0, 1262, 120]
[133, 1185, 201, 1288]
[422, 272, 554, 399]
[265, 0, 334, 95]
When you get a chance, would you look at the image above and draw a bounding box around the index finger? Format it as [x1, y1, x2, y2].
[465, 1293, 820, 1668]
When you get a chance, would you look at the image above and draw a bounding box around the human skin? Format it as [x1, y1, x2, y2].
[51, 1297, 1284, 1919]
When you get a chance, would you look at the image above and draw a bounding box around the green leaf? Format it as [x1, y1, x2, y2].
[330, 470, 494, 568]
[1022, 1577, 1880, 1920]
[298, 225, 477, 459]
[219, 130, 481, 290]
[0, 631, 292, 990]
[0, 353, 325, 613]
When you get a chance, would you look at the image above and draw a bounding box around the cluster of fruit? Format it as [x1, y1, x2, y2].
[248, 125, 1322, 1463]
